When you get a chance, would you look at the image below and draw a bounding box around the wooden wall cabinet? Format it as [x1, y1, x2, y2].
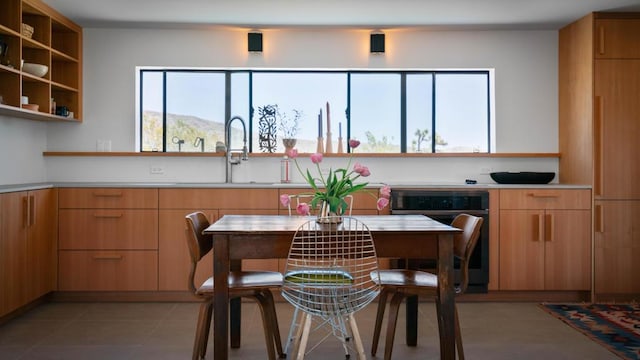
[1, 188, 57, 317]
[0, 0, 82, 121]
[58, 188, 158, 291]
[559, 12, 640, 300]
[498, 189, 591, 291]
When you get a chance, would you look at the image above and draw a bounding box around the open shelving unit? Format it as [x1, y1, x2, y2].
[0, 0, 82, 122]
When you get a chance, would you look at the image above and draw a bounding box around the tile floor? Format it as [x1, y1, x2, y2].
[0, 301, 618, 359]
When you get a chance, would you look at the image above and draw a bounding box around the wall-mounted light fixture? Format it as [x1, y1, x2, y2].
[248, 32, 263, 52]
[370, 32, 385, 54]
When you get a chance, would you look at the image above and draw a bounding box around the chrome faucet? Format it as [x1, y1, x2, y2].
[225, 116, 249, 183]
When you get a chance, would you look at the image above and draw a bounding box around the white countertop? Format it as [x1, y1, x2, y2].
[0, 181, 591, 194]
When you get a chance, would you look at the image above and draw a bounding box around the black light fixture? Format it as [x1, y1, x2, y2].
[248, 32, 263, 52]
[370, 32, 385, 53]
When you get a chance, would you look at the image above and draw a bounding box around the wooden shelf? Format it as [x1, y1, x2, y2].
[0, 0, 82, 121]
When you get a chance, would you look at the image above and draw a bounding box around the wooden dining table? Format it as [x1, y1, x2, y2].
[203, 214, 461, 360]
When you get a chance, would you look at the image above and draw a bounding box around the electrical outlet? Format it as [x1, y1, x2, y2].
[150, 165, 164, 174]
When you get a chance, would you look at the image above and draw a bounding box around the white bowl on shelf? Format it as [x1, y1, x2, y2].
[22, 63, 48, 78]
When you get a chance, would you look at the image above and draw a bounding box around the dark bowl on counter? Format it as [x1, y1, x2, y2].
[490, 171, 555, 184]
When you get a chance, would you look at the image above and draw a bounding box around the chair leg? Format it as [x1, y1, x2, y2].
[348, 313, 367, 360]
[261, 289, 285, 358]
[384, 291, 406, 360]
[284, 307, 301, 356]
[192, 300, 212, 360]
[454, 304, 465, 360]
[296, 313, 313, 360]
[371, 287, 391, 356]
[254, 293, 277, 360]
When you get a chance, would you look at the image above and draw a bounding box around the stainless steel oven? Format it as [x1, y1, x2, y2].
[390, 189, 490, 293]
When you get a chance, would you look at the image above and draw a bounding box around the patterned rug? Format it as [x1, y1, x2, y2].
[540, 304, 640, 359]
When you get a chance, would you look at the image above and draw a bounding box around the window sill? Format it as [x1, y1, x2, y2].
[42, 151, 560, 158]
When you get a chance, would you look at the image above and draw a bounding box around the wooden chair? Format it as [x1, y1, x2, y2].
[281, 216, 380, 360]
[370, 213, 484, 360]
[185, 212, 285, 360]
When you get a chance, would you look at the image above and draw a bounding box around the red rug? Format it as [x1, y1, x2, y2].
[540, 303, 640, 359]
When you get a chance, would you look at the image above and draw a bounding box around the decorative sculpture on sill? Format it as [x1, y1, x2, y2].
[258, 104, 278, 153]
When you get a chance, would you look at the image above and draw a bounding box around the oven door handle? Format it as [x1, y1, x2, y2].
[391, 209, 488, 216]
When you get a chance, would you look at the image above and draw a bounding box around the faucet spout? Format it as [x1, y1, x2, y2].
[225, 116, 249, 183]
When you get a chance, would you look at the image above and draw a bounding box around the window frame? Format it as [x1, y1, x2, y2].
[137, 67, 494, 153]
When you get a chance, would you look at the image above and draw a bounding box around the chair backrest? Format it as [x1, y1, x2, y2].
[281, 216, 380, 319]
[185, 211, 213, 294]
[285, 194, 353, 216]
[450, 213, 484, 294]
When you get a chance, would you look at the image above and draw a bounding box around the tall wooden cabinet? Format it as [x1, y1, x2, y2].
[1, 188, 57, 317]
[0, 0, 82, 121]
[559, 13, 640, 300]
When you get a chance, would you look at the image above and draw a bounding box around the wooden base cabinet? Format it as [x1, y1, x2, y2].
[594, 200, 640, 298]
[57, 188, 158, 291]
[498, 189, 591, 291]
[1, 189, 57, 317]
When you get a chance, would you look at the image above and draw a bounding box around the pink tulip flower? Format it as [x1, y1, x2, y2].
[349, 139, 361, 149]
[354, 163, 371, 177]
[310, 153, 323, 164]
[380, 185, 391, 198]
[286, 148, 298, 159]
[377, 197, 389, 210]
[280, 194, 291, 207]
[296, 202, 310, 216]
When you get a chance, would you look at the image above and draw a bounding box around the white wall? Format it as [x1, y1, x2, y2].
[0, 116, 48, 184]
[1, 26, 561, 185]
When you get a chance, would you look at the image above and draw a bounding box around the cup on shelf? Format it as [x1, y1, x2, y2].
[21, 95, 29, 104]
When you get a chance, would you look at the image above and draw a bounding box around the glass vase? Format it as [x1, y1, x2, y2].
[316, 201, 343, 229]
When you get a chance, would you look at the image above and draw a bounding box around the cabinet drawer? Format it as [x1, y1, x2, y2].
[499, 189, 591, 210]
[58, 250, 158, 291]
[159, 188, 278, 209]
[59, 209, 158, 249]
[59, 188, 158, 209]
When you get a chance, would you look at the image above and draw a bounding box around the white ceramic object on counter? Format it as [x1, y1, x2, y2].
[22, 63, 48, 77]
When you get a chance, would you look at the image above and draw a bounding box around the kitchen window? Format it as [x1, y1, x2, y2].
[137, 69, 492, 153]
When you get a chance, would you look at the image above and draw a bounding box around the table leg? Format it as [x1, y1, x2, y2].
[405, 295, 418, 346]
[437, 233, 455, 360]
[230, 260, 242, 348]
[213, 234, 230, 360]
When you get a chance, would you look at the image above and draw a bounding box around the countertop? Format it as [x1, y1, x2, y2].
[0, 181, 592, 194]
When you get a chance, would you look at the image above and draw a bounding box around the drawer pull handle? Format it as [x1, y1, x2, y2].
[93, 213, 123, 218]
[93, 192, 123, 197]
[527, 193, 559, 198]
[92, 255, 123, 260]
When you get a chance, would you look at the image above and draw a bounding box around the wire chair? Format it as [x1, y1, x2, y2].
[283, 194, 354, 356]
[281, 216, 380, 360]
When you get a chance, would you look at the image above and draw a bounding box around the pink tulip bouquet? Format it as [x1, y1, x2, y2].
[280, 139, 391, 216]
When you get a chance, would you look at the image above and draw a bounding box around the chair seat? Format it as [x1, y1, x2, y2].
[372, 269, 438, 288]
[196, 271, 284, 295]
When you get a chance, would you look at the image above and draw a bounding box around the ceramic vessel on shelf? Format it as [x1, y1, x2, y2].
[22, 63, 48, 78]
[282, 138, 297, 152]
